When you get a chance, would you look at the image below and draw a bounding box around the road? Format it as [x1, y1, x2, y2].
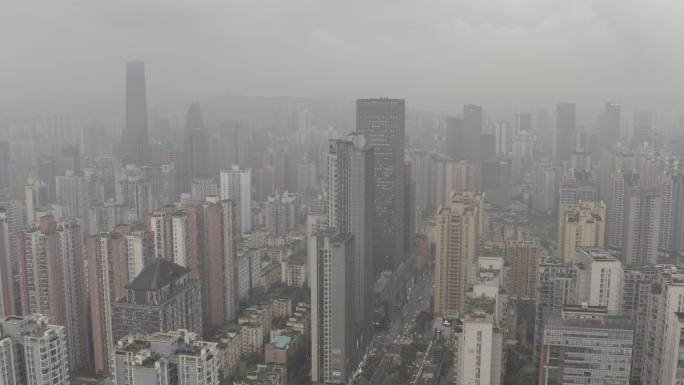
[354, 269, 435, 384]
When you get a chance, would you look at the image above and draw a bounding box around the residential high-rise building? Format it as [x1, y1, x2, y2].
[265, 191, 297, 237]
[554, 103, 575, 161]
[533, 259, 576, 365]
[558, 201, 606, 262]
[494, 121, 512, 156]
[191, 174, 218, 201]
[24, 178, 47, 226]
[558, 175, 598, 207]
[0, 211, 14, 318]
[219, 166, 252, 234]
[455, 314, 503, 385]
[57, 171, 102, 229]
[433, 192, 482, 319]
[621, 267, 656, 383]
[198, 199, 240, 325]
[657, 167, 684, 257]
[88, 224, 146, 375]
[17, 215, 90, 370]
[117, 167, 152, 222]
[327, 133, 375, 353]
[601, 102, 621, 151]
[113, 330, 219, 385]
[623, 188, 661, 265]
[111, 258, 202, 343]
[599, 144, 635, 201]
[0, 314, 69, 385]
[149, 208, 191, 268]
[505, 240, 543, 299]
[310, 230, 355, 385]
[540, 306, 633, 385]
[120, 60, 148, 166]
[142, 164, 177, 208]
[532, 162, 560, 214]
[356, 98, 405, 271]
[605, 169, 639, 252]
[642, 266, 684, 385]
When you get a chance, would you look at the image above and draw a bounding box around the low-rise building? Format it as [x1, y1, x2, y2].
[240, 322, 265, 355]
[235, 364, 286, 385]
[273, 298, 293, 318]
[113, 330, 219, 385]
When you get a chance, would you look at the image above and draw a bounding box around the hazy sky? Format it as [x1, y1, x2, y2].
[2, 0, 684, 117]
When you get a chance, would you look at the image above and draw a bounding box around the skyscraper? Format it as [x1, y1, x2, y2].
[623, 188, 661, 265]
[310, 229, 355, 385]
[533, 259, 576, 365]
[632, 111, 655, 146]
[121, 60, 148, 166]
[554, 103, 575, 161]
[433, 192, 482, 319]
[88, 224, 145, 375]
[17, 215, 90, 370]
[327, 133, 375, 352]
[356, 98, 405, 271]
[198, 198, 240, 325]
[219, 166, 252, 234]
[149, 208, 191, 268]
[601, 102, 621, 151]
[505, 240, 543, 299]
[0, 211, 14, 318]
[621, 267, 655, 383]
[606, 169, 639, 252]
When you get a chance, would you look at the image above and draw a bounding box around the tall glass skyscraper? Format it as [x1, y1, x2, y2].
[121, 60, 148, 165]
[356, 98, 405, 273]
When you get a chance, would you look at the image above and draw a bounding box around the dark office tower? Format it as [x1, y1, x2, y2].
[125, 61, 148, 130]
[515, 112, 532, 133]
[554, 103, 575, 161]
[186, 102, 205, 130]
[480, 159, 512, 206]
[601, 102, 621, 150]
[219, 121, 249, 168]
[445, 117, 464, 159]
[632, 111, 655, 147]
[121, 61, 149, 165]
[0, 141, 9, 192]
[356, 98, 406, 272]
[446, 105, 483, 161]
[182, 102, 211, 180]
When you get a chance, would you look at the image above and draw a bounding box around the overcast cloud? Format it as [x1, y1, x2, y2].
[2, 0, 683, 118]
